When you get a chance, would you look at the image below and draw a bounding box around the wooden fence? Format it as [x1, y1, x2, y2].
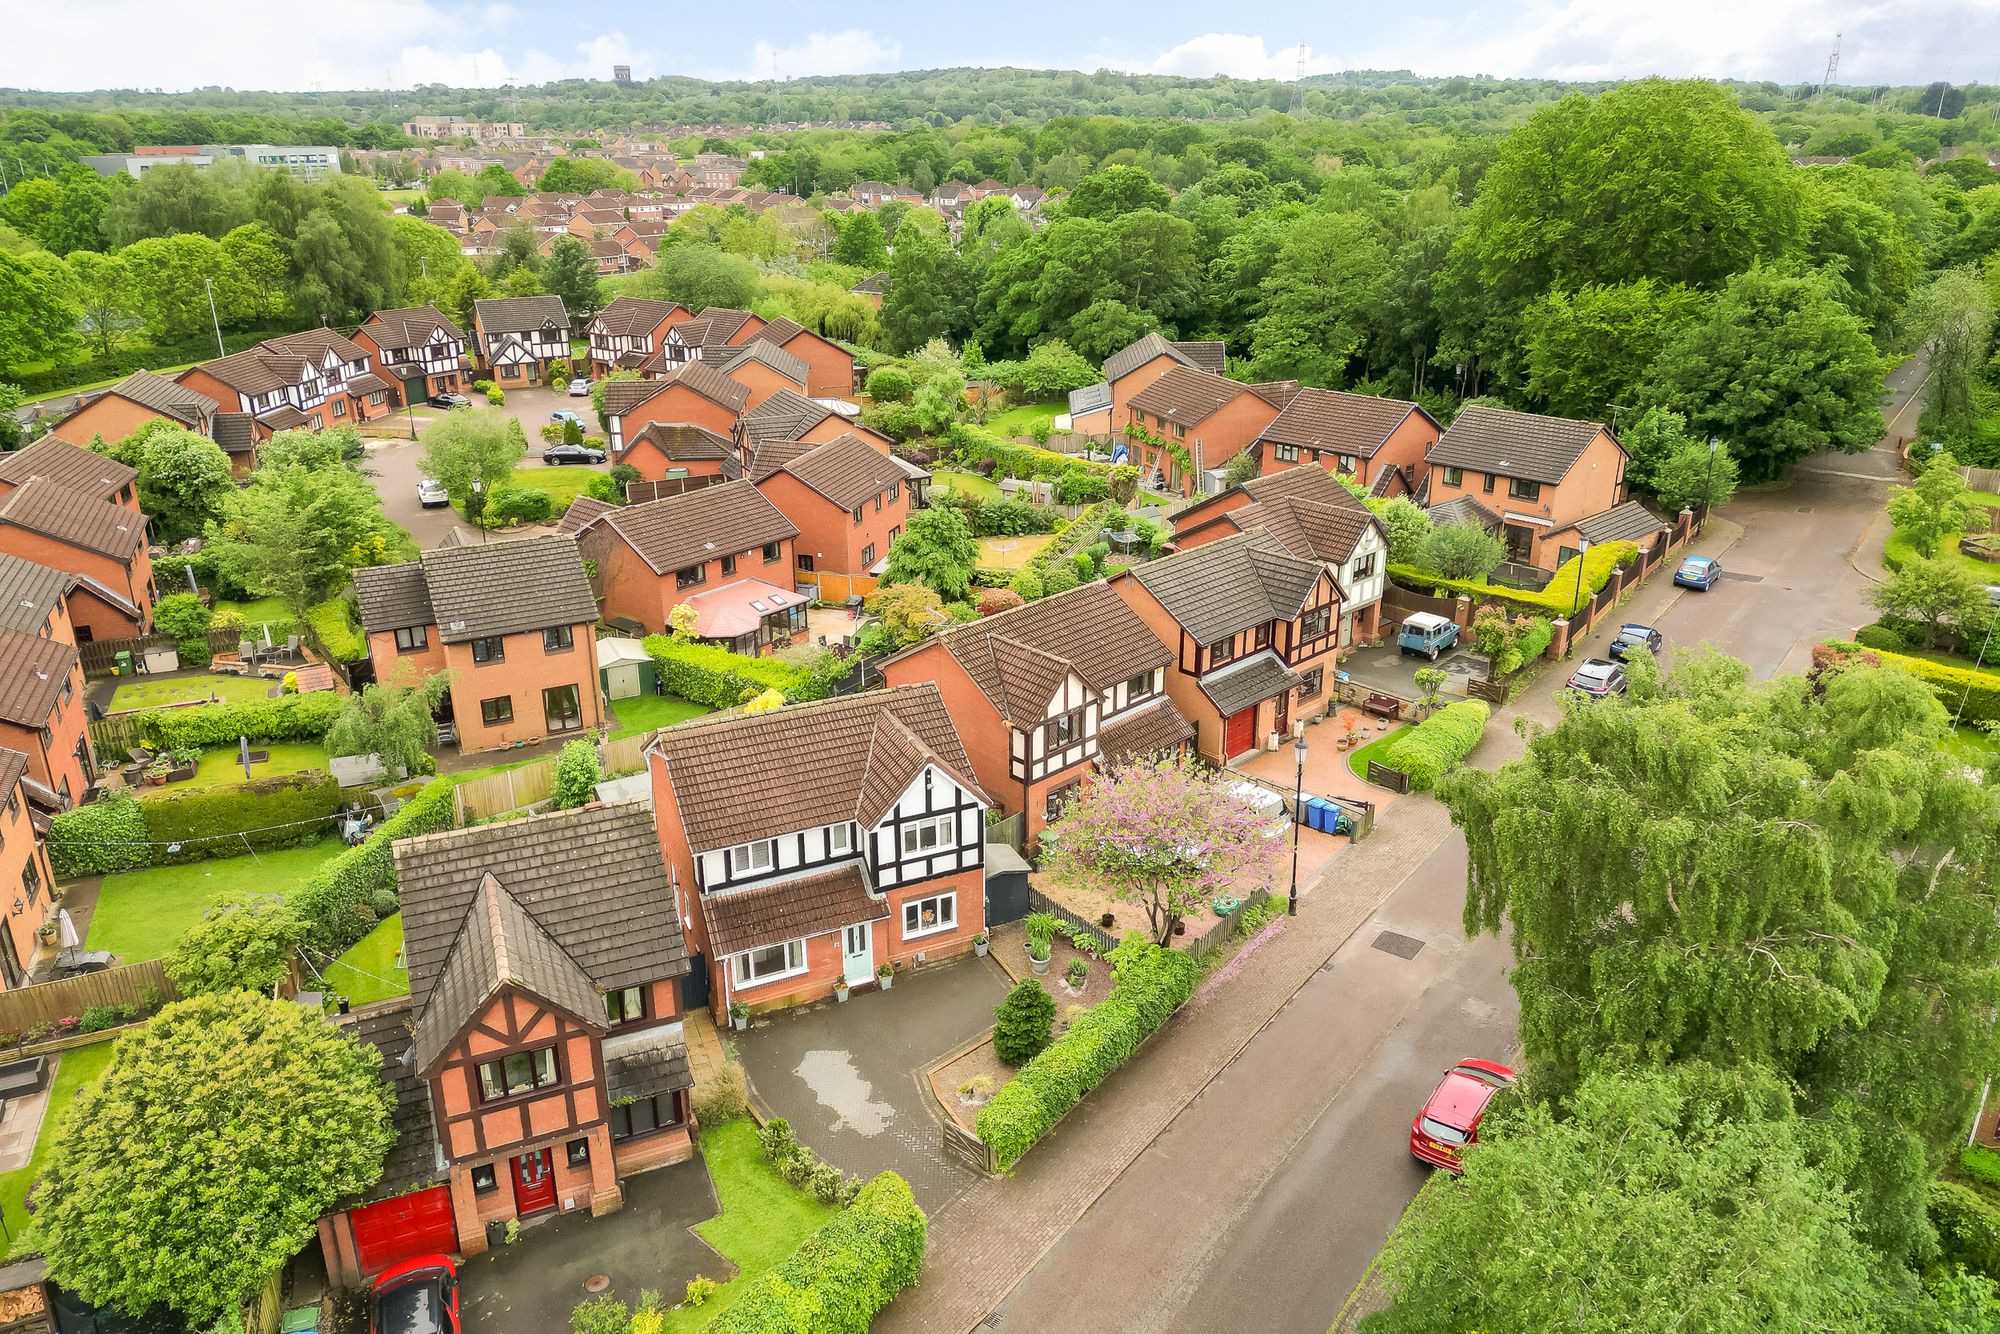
[451, 732, 652, 822]
[1381, 583, 1461, 626]
[79, 625, 248, 677]
[0, 959, 175, 1034]
[627, 475, 723, 504]
[940, 1117, 998, 1175]
[1366, 761, 1413, 794]
[985, 812, 1024, 852]
[1960, 466, 2000, 495]
[87, 712, 142, 761]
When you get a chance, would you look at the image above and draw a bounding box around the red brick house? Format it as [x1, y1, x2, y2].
[1069, 333, 1228, 435]
[0, 623, 90, 811]
[0, 477, 155, 640]
[586, 296, 691, 377]
[737, 390, 898, 467]
[1109, 531, 1342, 763]
[1250, 387, 1440, 492]
[0, 748, 58, 990]
[648, 684, 989, 1016]
[563, 482, 801, 651]
[318, 803, 693, 1279]
[879, 582, 1190, 846]
[739, 318, 853, 398]
[618, 424, 740, 487]
[471, 295, 573, 387]
[655, 307, 763, 375]
[601, 366, 749, 464]
[352, 535, 604, 752]
[704, 341, 809, 410]
[177, 328, 389, 435]
[1424, 405, 1629, 570]
[752, 435, 917, 605]
[1118, 366, 1284, 498]
[49, 370, 218, 450]
[353, 306, 469, 408]
[0, 437, 139, 514]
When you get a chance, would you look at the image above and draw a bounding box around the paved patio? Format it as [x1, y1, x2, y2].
[736, 955, 1011, 1211]
[1238, 706, 1406, 818]
[1336, 640, 1488, 701]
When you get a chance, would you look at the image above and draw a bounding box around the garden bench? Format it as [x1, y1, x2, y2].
[1363, 693, 1403, 721]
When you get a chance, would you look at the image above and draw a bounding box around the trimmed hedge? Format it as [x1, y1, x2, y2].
[1380, 699, 1491, 791]
[141, 772, 345, 865]
[945, 424, 1121, 485]
[639, 636, 835, 711]
[1390, 540, 1639, 619]
[288, 777, 456, 953]
[1871, 646, 2000, 725]
[49, 795, 152, 877]
[703, 1171, 926, 1334]
[135, 692, 344, 749]
[977, 939, 1202, 1171]
[304, 599, 368, 662]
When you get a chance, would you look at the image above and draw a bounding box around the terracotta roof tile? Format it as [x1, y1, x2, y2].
[0, 476, 145, 559]
[1257, 387, 1428, 458]
[1128, 364, 1261, 428]
[90, 370, 216, 426]
[1429, 404, 1615, 486]
[1198, 650, 1303, 716]
[0, 553, 73, 636]
[762, 435, 906, 509]
[1097, 699, 1195, 765]
[0, 627, 74, 727]
[592, 480, 795, 574]
[350, 563, 434, 631]
[353, 534, 595, 641]
[658, 361, 750, 414]
[1127, 531, 1324, 644]
[359, 305, 465, 351]
[0, 437, 137, 501]
[473, 295, 571, 333]
[703, 864, 888, 958]
[590, 295, 686, 337]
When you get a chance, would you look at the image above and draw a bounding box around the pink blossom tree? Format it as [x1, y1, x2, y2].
[1040, 751, 1282, 945]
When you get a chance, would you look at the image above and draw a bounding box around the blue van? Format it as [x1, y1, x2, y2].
[1397, 612, 1461, 660]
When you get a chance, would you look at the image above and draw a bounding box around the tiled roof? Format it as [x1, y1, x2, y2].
[0, 553, 72, 636]
[658, 361, 750, 414]
[750, 316, 809, 348]
[1097, 699, 1196, 765]
[256, 405, 309, 429]
[346, 373, 391, 395]
[1571, 500, 1669, 545]
[653, 683, 979, 851]
[0, 476, 145, 559]
[354, 535, 595, 641]
[592, 295, 685, 337]
[703, 865, 888, 958]
[1068, 382, 1112, 416]
[1427, 495, 1500, 530]
[602, 379, 667, 418]
[1198, 650, 1303, 717]
[1102, 333, 1223, 384]
[678, 308, 758, 350]
[94, 370, 217, 425]
[852, 273, 890, 295]
[1127, 531, 1324, 645]
[351, 563, 435, 632]
[1428, 405, 1613, 486]
[738, 389, 834, 446]
[593, 480, 795, 575]
[602, 1026, 693, 1102]
[0, 437, 137, 502]
[0, 627, 74, 727]
[627, 423, 736, 464]
[0, 748, 26, 806]
[335, 1000, 444, 1205]
[360, 305, 465, 350]
[1249, 381, 1301, 409]
[763, 435, 905, 509]
[1257, 387, 1428, 458]
[1128, 365, 1258, 428]
[473, 295, 571, 333]
[210, 413, 256, 455]
[196, 331, 367, 397]
[708, 339, 808, 387]
[558, 495, 615, 534]
[1233, 495, 1380, 564]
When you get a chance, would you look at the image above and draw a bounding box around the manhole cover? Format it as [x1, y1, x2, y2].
[1719, 571, 1764, 583]
[1372, 930, 1424, 959]
[584, 1275, 611, 1293]
[982, 1313, 1005, 1329]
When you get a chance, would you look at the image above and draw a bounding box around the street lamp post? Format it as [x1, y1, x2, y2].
[1570, 537, 1591, 626]
[1288, 732, 1308, 917]
[202, 278, 225, 359]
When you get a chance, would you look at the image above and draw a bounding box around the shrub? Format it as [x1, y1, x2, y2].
[976, 588, 1024, 617]
[1871, 647, 2000, 725]
[864, 366, 914, 402]
[134, 692, 343, 749]
[142, 772, 344, 864]
[78, 1004, 139, 1034]
[49, 796, 150, 876]
[640, 636, 837, 710]
[485, 386, 505, 406]
[287, 777, 455, 952]
[704, 1172, 926, 1334]
[1390, 540, 1640, 618]
[164, 892, 302, 995]
[759, 1117, 799, 1163]
[570, 1296, 630, 1334]
[1007, 567, 1045, 602]
[488, 486, 553, 525]
[810, 1162, 846, 1205]
[153, 593, 213, 657]
[994, 979, 1056, 1066]
[1379, 700, 1490, 790]
[1512, 616, 1555, 666]
[684, 1276, 718, 1309]
[1965, 1145, 2000, 1193]
[1934, 1181, 2000, 1279]
[1040, 563, 1079, 596]
[552, 739, 603, 809]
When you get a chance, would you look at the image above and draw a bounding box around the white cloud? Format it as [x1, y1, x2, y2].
[744, 30, 904, 81]
[1124, 34, 1344, 81]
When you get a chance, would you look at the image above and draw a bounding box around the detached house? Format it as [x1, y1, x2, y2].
[586, 296, 691, 377]
[1069, 333, 1228, 435]
[705, 342, 809, 410]
[353, 306, 469, 407]
[563, 482, 801, 652]
[1119, 365, 1284, 498]
[648, 684, 989, 1016]
[617, 424, 740, 489]
[660, 309, 854, 399]
[0, 748, 58, 989]
[50, 370, 217, 450]
[601, 365, 749, 466]
[752, 434, 917, 604]
[1109, 531, 1341, 763]
[0, 477, 154, 640]
[656, 307, 763, 373]
[737, 390, 897, 463]
[1424, 405, 1629, 570]
[353, 535, 604, 752]
[879, 582, 1190, 845]
[1251, 387, 1440, 493]
[177, 328, 387, 436]
[0, 437, 139, 514]
[739, 319, 853, 398]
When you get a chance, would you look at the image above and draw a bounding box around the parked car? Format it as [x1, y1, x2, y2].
[1410, 1059, 1517, 1172]
[543, 442, 607, 465]
[370, 1254, 459, 1334]
[1674, 555, 1722, 590]
[1607, 622, 1663, 662]
[568, 377, 593, 396]
[1397, 611, 1461, 661]
[416, 479, 449, 509]
[550, 409, 585, 426]
[432, 392, 472, 409]
[1566, 658, 1628, 699]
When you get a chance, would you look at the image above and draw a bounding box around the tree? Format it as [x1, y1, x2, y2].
[1372, 497, 1432, 566]
[418, 409, 528, 503]
[1248, 212, 1388, 386]
[386, 216, 465, 306]
[1650, 434, 1740, 517]
[1418, 521, 1505, 581]
[133, 423, 237, 544]
[0, 384, 23, 451]
[1366, 1063, 1894, 1334]
[1062, 165, 1171, 221]
[35, 993, 394, 1327]
[863, 583, 948, 648]
[1222, 451, 1259, 487]
[219, 222, 291, 326]
[640, 243, 758, 312]
[1619, 406, 1700, 496]
[993, 979, 1056, 1065]
[1065, 299, 1153, 362]
[0, 248, 81, 371]
[537, 157, 636, 195]
[164, 893, 300, 996]
[881, 506, 979, 601]
[1908, 267, 1993, 450]
[911, 372, 966, 435]
[474, 163, 527, 199]
[552, 739, 604, 809]
[437, 263, 492, 332]
[102, 162, 245, 246]
[1520, 281, 1706, 420]
[1041, 751, 1282, 945]
[326, 673, 452, 776]
[865, 366, 914, 402]
[208, 458, 387, 618]
[833, 210, 888, 268]
[64, 249, 133, 358]
[1871, 559, 1993, 649]
[1016, 339, 1099, 398]
[1644, 266, 1886, 481]
[120, 232, 234, 342]
[1886, 451, 1982, 559]
[151, 591, 212, 647]
[881, 224, 967, 353]
[541, 235, 604, 323]
[1441, 650, 2000, 1260]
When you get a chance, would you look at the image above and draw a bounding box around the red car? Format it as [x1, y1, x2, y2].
[371, 1254, 460, 1334]
[1409, 1058, 1517, 1171]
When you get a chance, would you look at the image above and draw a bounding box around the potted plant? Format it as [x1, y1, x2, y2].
[1027, 935, 1051, 975]
[1099, 912, 1115, 929]
[956, 1075, 995, 1107]
[834, 977, 850, 1003]
[147, 755, 172, 786]
[1065, 958, 1089, 994]
[727, 1000, 750, 1032]
[876, 962, 895, 991]
[972, 932, 989, 958]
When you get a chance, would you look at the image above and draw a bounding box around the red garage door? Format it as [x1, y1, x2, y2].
[1224, 707, 1256, 759]
[351, 1185, 458, 1276]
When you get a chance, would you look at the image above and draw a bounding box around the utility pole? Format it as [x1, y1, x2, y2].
[203, 278, 225, 358]
[1817, 33, 1840, 99]
[1292, 42, 1308, 116]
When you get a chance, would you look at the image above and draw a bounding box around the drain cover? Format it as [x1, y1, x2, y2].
[1796, 506, 1813, 513]
[1719, 571, 1764, 582]
[1372, 930, 1424, 959]
[584, 1275, 611, 1294]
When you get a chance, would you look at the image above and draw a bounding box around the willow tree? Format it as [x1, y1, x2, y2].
[1440, 649, 2000, 1262]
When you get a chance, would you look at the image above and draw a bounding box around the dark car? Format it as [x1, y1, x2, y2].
[1566, 658, 1628, 699]
[1674, 555, 1722, 590]
[371, 1255, 459, 1334]
[432, 392, 473, 409]
[542, 442, 607, 465]
[1607, 623, 1663, 662]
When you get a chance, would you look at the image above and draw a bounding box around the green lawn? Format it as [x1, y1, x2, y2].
[0, 1039, 118, 1257]
[609, 694, 710, 740]
[666, 1118, 835, 1333]
[458, 465, 601, 525]
[1944, 723, 2000, 773]
[1349, 727, 1408, 781]
[213, 596, 295, 634]
[985, 401, 1064, 439]
[324, 914, 408, 1005]
[976, 534, 1055, 572]
[86, 841, 342, 964]
[1884, 491, 2000, 584]
[134, 741, 327, 795]
[930, 471, 1004, 503]
[106, 673, 276, 712]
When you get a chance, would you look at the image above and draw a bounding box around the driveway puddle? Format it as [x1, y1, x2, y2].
[794, 1049, 894, 1136]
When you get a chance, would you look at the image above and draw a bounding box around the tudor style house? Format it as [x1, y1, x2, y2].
[648, 684, 989, 1015]
[1251, 387, 1441, 494]
[353, 306, 468, 407]
[177, 328, 389, 435]
[1172, 465, 1391, 643]
[471, 295, 572, 386]
[352, 535, 604, 752]
[878, 582, 1191, 846]
[326, 804, 694, 1266]
[0, 476, 155, 640]
[1109, 531, 1341, 764]
[0, 748, 58, 990]
[1424, 405, 1629, 570]
[586, 296, 691, 377]
[751, 434, 916, 605]
[1069, 333, 1228, 435]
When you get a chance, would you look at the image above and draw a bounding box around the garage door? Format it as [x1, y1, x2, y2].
[1224, 707, 1256, 759]
[351, 1185, 457, 1275]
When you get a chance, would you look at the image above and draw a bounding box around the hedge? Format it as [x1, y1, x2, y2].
[1390, 540, 1639, 619]
[639, 636, 835, 710]
[1870, 646, 2000, 726]
[304, 599, 368, 662]
[977, 938, 1201, 1171]
[49, 795, 152, 877]
[703, 1171, 926, 1334]
[134, 691, 344, 749]
[1380, 699, 1491, 791]
[288, 777, 456, 953]
[944, 425, 1123, 486]
[141, 772, 345, 865]
[1932, 1180, 2000, 1279]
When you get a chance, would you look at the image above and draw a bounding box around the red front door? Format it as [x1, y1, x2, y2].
[1224, 707, 1256, 758]
[512, 1149, 556, 1217]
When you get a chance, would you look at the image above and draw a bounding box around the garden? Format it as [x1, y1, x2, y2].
[105, 673, 276, 712]
[608, 693, 711, 741]
[84, 841, 343, 965]
[0, 1040, 117, 1258]
[321, 913, 407, 1006]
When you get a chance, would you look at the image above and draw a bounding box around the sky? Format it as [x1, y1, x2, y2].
[2, 0, 1997, 94]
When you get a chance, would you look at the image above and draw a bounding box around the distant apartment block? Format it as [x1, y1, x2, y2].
[81, 144, 342, 180]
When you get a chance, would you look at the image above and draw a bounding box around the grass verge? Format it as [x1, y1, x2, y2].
[1348, 727, 1407, 781]
[666, 1118, 835, 1333]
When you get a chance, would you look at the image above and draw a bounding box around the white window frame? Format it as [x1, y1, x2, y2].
[732, 938, 806, 988]
[899, 814, 955, 858]
[728, 840, 775, 877]
[828, 824, 853, 856]
[902, 891, 957, 940]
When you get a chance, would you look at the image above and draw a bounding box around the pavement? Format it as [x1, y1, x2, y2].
[734, 954, 1013, 1212]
